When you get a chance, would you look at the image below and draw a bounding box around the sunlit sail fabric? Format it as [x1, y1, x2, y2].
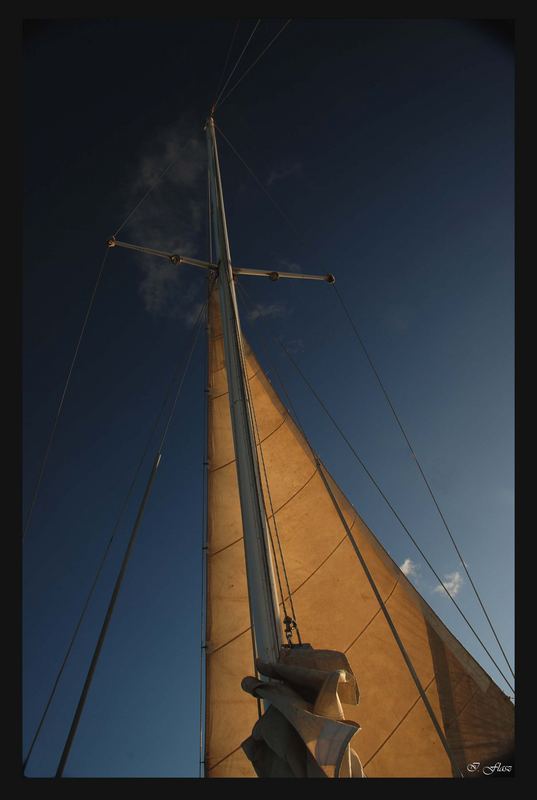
[204, 285, 514, 778]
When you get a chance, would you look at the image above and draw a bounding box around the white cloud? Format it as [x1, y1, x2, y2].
[131, 122, 205, 196]
[434, 571, 464, 597]
[118, 116, 207, 322]
[400, 558, 418, 578]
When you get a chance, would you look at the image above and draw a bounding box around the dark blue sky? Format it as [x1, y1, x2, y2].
[23, 19, 514, 777]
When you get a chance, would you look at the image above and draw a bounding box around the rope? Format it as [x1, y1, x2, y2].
[332, 283, 515, 681]
[217, 20, 292, 108]
[23, 249, 109, 542]
[213, 20, 261, 110]
[55, 302, 207, 777]
[228, 278, 289, 644]
[235, 282, 515, 695]
[239, 332, 300, 640]
[241, 346, 289, 622]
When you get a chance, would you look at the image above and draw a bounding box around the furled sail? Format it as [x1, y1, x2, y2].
[204, 283, 514, 778]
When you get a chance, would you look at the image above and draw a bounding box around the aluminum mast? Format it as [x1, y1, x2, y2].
[205, 114, 282, 666]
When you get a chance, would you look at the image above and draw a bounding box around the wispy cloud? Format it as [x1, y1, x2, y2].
[247, 302, 287, 322]
[119, 116, 207, 321]
[400, 558, 418, 578]
[434, 571, 464, 597]
[266, 162, 301, 187]
[131, 122, 205, 197]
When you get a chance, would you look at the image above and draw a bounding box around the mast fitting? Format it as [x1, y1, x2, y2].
[283, 615, 299, 646]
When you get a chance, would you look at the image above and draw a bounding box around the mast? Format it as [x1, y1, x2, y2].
[205, 114, 282, 666]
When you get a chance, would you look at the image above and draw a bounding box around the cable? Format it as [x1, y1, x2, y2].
[222, 127, 514, 685]
[198, 295, 209, 779]
[238, 328, 301, 641]
[211, 21, 240, 110]
[235, 282, 515, 695]
[213, 20, 261, 110]
[23, 249, 109, 542]
[218, 20, 292, 108]
[239, 330, 295, 633]
[23, 289, 209, 772]
[331, 283, 515, 681]
[55, 302, 207, 777]
[113, 157, 180, 239]
[238, 290, 464, 775]
[318, 460, 463, 777]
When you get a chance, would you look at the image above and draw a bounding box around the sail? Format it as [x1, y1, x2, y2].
[204, 284, 514, 778]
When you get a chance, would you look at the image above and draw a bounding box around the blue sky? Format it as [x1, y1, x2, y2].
[23, 19, 514, 776]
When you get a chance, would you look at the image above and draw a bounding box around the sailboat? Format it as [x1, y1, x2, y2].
[23, 22, 514, 779]
[81, 114, 512, 779]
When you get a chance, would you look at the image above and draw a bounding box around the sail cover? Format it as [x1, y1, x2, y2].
[204, 284, 514, 778]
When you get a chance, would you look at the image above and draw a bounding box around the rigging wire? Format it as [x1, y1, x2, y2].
[23, 249, 109, 542]
[238, 322, 300, 640]
[212, 20, 261, 111]
[331, 283, 515, 681]
[23, 288, 210, 773]
[237, 288, 465, 776]
[217, 20, 292, 108]
[219, 119, 514, 685]
[198, 295, 209, 779]
[24, 142, 187, 543]
[211, 21, 240, 110]
[236, 281, 515, 696]
[207, 169, 213, 265]
[113, 157, 180, 239]
[55, 302, 208, 777]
